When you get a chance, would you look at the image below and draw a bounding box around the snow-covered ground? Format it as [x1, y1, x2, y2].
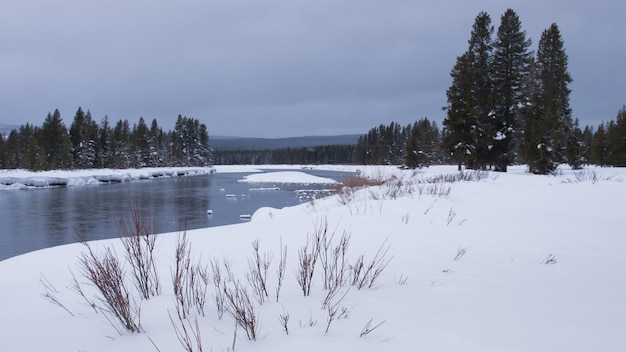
[0, 164, 624, 351]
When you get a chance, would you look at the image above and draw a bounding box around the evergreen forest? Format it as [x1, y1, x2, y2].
[0, 108, 211, 170]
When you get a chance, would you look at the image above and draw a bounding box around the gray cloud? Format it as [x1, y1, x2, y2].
[1, 0, 624, 137]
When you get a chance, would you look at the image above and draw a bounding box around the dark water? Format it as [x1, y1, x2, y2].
[0, 169, 344, 261]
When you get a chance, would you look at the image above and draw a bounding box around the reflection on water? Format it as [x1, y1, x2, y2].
[0, 170, 343, 261]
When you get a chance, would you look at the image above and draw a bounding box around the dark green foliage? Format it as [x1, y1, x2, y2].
[491, 9, 533, 171]
[404, 118, 440, 168]
[131, 117, 151, 167]
[590, 123, 607, 166]
[581, 125, 594, 165]
[171, 115, 212, 167]
[69, 108, 100, 169]
[97, 116, 112, 168]
[356, 122, 408, 165]
[1, 109, 212, 170]
[520, 23, 573, 174]
[40, 109, 72, 170]
[0, 132, 5, 169]
[213, 145, 357, 165]
[605, 107, 626, 166]
[443, 9, 536, 172]
[443, 11, 495, 171]
[565, 119, 584, 169]
[355, 120, 441, 167]
[442, 52, 476, 170]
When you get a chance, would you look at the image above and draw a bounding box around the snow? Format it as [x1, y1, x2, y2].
[0, 167, 216, 190]
[1, 164, 625, 351]
[239, 171, 337, 184]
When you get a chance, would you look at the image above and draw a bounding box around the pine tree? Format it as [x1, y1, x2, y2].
[111, 119, 131, 168]
[40, 109, 72, 169]
[26, 127, 46, 171]
[565, 118, 584, 169]
[443, 12, 494, 170]
[0, 132, 5, 169]
[467, 11, 495, 170]
[491, 9, 532, 171]
[521, 23, 573, 174]
[98, 116, 112, 168]
[405, 118, 440, 168]
[590, 123, 607, 165]
[131, 117, 151, 167]
[148, 118, 165, 166]
[69, 107, 99, 168]
[606, 107, 626, 166]
[581, 125, 594, 164]
[443, 53, 475, 170]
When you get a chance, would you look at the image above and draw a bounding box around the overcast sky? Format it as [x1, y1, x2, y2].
[1, 1, 624, 138]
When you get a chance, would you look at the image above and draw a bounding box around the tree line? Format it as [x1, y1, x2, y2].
[213, 118, 442, 167]
[0, 108, 212, 170]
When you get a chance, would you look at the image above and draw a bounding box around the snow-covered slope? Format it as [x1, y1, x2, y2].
[0, 165, 624, 351]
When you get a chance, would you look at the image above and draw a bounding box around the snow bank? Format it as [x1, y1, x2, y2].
[0, 164, 625, 351]
[239, 171, 337, 184]
[0, 167, 216, 190]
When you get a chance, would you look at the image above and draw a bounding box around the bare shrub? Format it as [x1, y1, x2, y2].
[453, 246, 468, 261]
[210, 258, 227, 319]
[359, 318, 386, 337]
[190, 262, 210, 316]
[324, 288, 350, 335]
[40, 274, 74, 317]
[447, 208, 456, 226]
[275, 238, 287, 302]
[318, 223, 351, 296]
[169, 309, 204, 352]
[278, 309, 290, 335]
[335, 174, 387, 212]
[172, 229, 193, 318]
[542, 253, 558, 264]
[395, 272, 408, 285]
[67, 269, 97, 312]
[296, 221, 323, 296]
[351, 238, 393, 289]
[117, 203, 161, 300]
[223, 280, 258, 341]
[77, 235, 141, 333]
[246, 238, 272, 304]
[172, 227, 210, 318]
[561, 170, 620, 184]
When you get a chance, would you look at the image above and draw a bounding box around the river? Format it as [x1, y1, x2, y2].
[0, 169, 345, 261]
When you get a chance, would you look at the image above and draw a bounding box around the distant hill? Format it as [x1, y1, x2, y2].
[0, 124, 18, 137]
[210, 135, 361, 151]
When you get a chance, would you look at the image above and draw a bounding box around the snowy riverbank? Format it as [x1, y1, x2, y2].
[0, 164, 624, 351]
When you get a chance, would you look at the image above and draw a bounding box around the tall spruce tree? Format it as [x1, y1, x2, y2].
[98, 116, 112, 168]
[404, 118, 440, 168]
[606, 107, 626, 166]
[491, 9, 532, 171]
[565, 118, 584, 169]
[590, 123, 607, 165]
[443, 52, 475, 170]
[0, 132, 5, 169]
[443, 12, 493, 170]
[69, 107, 99, 168]
[521, 23, 573, 174]
[131, 117, 151, 167]
[40, 109, 72, 169]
